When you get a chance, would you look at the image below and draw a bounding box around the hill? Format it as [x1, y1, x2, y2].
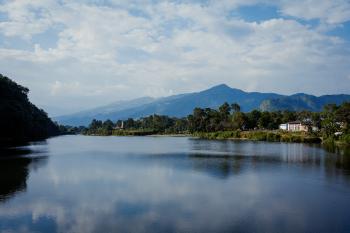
[55, 84, 281, 126]
[259, 93, 350, 111]
[0, 74, 59, 145]
[56, 97, 156, 126]
[55, 84, 350, 126]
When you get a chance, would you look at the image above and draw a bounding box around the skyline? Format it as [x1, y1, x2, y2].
[1, 0, 350, 115]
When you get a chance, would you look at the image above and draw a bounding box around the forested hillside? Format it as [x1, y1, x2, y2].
[56, 84, 350, 126]
[0, 74, 59, 145]
[260, 93, 350, 111]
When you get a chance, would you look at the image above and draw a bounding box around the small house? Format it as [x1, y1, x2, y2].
[279, 121, 308, 132]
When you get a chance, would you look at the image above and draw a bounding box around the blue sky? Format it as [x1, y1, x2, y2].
[0, 0, 350, 116]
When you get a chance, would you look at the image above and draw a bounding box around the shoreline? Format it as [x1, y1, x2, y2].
[81, 130, 349, 147]
[146, 134, 192, 137]
[83, 130, 322, 143]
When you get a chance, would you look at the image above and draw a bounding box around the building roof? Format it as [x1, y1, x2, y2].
[287, 121, 302, 124]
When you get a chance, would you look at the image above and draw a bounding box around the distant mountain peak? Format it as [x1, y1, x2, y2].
[291, 93, 313, 97]
[209, 84, 231, 90]
[203, 84, 237, 94]
[55, 83, 350, 126]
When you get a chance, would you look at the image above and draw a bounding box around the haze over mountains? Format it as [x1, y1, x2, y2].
[55, 84, 350, 126]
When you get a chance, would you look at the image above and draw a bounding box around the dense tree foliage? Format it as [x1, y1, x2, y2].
[84, 115, 185, 135]
[83, 101, 350, 145]
[186, 102, 297, 133]
[58, 125, 86, 135]
[0, 74, 59, 144]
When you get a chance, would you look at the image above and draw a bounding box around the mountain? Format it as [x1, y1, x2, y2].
[55, 97, 155, 126]
[55, 84, 281, 126]
[259, 93, 350, 111]
[55, 84, 350, 126]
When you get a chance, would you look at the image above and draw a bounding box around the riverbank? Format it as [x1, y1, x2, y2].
[194, 131, 350, 151]
[85, 129, 190, 137]
[84, 129, 350, 146]
[193, 130, 322, 143]
[85, 129, 320, 143]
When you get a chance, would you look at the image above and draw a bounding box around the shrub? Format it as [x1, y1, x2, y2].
[266, 132, 281, 142]
[339, 134, 350, 144]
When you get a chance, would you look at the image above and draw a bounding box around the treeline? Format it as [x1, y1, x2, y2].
[0, 74, 60, 145]
[80, 116, 188, 135]
[81, 102, 350, 144]
[188, 103, 349, 136]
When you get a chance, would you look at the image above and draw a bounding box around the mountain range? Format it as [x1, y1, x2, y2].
[55, 84, 350, 126]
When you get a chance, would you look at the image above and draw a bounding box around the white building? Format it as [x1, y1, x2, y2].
[279, 121, 308, 132]
[279, 123, 288, 130]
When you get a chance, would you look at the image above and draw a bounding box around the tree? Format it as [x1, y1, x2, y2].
[321, 104, 339, 137]
[335, 102, 350, 133]
[192, 107, 206, 132]
[282, 111, 297, 123]
[219, 102, 231, 118]
[311, 112, 321, 130]
[89, 119, 102, 131]
[258, 112, 272, 129]
[125, 118, 135, 128]
[0, 74, 59, 143]
[231, 103, 241, 113]
[102, 119, 114, 131]
[173, 118, 188, 133]
[245, 110, 261, 129]
[231, 112, 246, 130]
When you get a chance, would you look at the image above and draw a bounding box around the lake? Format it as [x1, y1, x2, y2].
[1, 135, 350, 233]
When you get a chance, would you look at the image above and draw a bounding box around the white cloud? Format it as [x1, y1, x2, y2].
[50, 80, 81, 96]
[279, 0, 350, 24]
[0, 0, 349, 113]
[0, 0, 57, 39]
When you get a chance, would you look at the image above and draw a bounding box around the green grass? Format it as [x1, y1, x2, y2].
[193, 131, 240, 140]
[84, 129, 158, 136]
[85, 128, 343, 146]
[194, 130, 321, 143]
[339, 134, 350, 144]
[111, 129, 158, 136]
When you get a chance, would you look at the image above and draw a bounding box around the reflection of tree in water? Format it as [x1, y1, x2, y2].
[0, 148, 47, 202]
[188, 154, 280, 178]
[324, 153, 350, 181]
[188, 148, 350, 179]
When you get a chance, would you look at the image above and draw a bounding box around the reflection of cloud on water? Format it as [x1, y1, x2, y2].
[1, 151, 347, 233]
[189, 139, 350, 180]
[0, 146, 275, 233]
[0, 165, 271, 233]
[0, 136, 350, 233]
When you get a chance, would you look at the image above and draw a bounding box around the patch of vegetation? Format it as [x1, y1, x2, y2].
[339, 134, 350, 144]
[0, 74, 59, 145]
[194, 130, 321, 143]
[80, 100, 349, 147]
[111, 129, 158, 136]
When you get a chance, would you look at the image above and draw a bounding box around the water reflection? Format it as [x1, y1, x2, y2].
[0, 136, 349, 233]
[0, 147, 48, 202]
[189, 139, 350, 178]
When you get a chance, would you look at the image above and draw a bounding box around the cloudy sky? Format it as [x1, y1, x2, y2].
[1, 0, 350, 115]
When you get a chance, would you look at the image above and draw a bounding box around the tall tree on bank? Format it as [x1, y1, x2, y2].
[0, 74, 59, 144]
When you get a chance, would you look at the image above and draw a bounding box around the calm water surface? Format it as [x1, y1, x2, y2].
[1, 135, 350, 233]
